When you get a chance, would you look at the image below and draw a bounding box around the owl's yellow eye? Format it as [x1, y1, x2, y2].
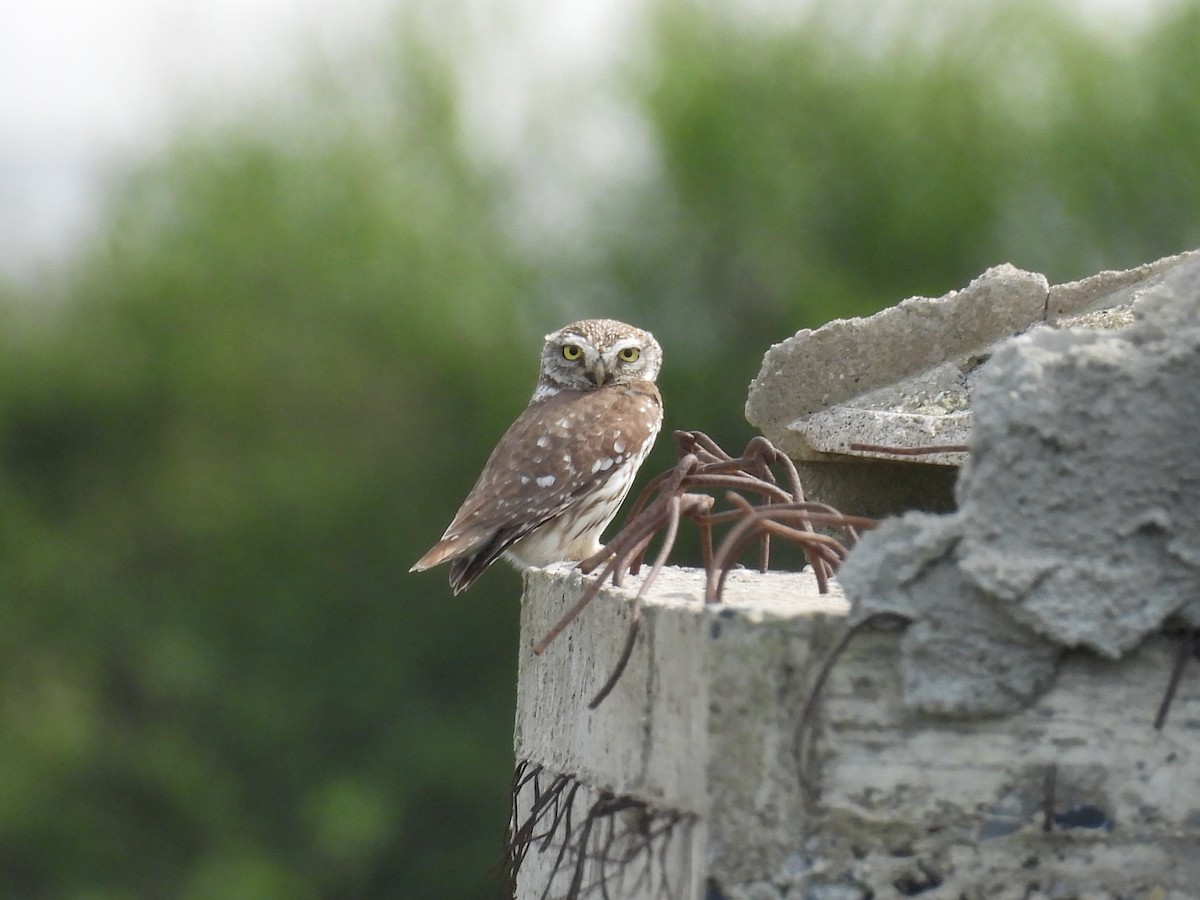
[562, 344, 583, 361]
[618, 347, 640, 363]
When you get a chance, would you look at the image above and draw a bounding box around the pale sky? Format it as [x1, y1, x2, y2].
[0, 0, 654, 281]
[0, 0, 396, 279]
[0, 0, 1160, 283]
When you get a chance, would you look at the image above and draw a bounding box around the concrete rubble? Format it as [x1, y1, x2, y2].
[839, 251, 1200, 714]
[512, 251, 1200, 899]
[745, 250, 1197, 517]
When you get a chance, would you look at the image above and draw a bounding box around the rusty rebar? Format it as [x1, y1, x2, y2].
[531, 431, 877, 707]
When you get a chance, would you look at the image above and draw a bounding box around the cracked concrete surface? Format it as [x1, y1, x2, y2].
[840, 251, 1200, 715]
[514, 251, 1200, 899]
[745, 250, 1198, 518]
[514, 566, 847, 899]
[515, 564, 1200, 899]
[514, 565, 848, 805]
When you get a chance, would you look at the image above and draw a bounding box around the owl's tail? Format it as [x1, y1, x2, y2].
[410, 526, 525, 595]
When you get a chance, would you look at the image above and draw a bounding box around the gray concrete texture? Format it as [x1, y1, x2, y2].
[514, 566, 848, 900]
[801, 626, 1200, 900]
[745, 251, 1198, 518]
[513, 566, 844, 897]
[839, 251, 1200, 715]
[514, 567, 1200, 899]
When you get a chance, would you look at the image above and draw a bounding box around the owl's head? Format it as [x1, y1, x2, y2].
[538, 319, 663, 393]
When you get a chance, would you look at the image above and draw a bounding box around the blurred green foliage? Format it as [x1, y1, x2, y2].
[0, 1, 1197, 897]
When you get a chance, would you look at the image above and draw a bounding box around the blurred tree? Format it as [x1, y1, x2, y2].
[570, 0, 1200, 453]
[0, 1, 1197, 898]
[0, 15, 533, 900]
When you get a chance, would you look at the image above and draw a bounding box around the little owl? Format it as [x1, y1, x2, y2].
[411, 318, 663, 593]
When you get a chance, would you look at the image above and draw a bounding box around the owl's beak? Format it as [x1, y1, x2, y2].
[588, 361, 611, 387]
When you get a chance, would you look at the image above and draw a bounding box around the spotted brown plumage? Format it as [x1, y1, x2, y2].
[410, 319, 664, 594]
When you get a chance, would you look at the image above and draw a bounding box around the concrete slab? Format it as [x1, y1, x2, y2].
[839, 250, 1200, 718]
[744, 250, 1200, 517]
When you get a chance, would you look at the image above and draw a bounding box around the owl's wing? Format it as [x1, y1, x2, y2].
[410, 382, 662, 593]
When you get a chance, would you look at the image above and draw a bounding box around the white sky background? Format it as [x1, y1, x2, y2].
[0, 0, 654, 282]
[0, 0, 1163, 283]
[0, 0, 395, 280]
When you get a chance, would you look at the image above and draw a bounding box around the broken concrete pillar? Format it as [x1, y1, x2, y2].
[512, 567, 1200, 899]
[510, 250, 1200, 899]
[511, 567, 848, 899]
